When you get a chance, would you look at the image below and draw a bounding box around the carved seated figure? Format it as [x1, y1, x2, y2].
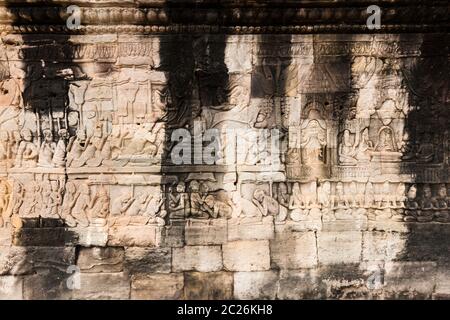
[253, 188, 287, 222]
[168, 182, 188, 219]
[372, 127, 402, 162]
[72, 122, 108, 168]
[355, 128, 374, 162]
[404, 185, 419, 222]
[189, 181, 210, 219]
[203, 195, 233, 219]
[391, 183, 407, 222]
[418, 184, 436, 222]
[332, 182, 353, 220]
[38, 129, 56, 168]
[415, 133, 435, 163]
[230, 191, 261, 220]
[373, 182, 393, 221]
[143, 193, 167, 226]
[66, 129, 87, 167]
[52, 129, 69, 168]
[318, 181, 332, 220]
[88, 187, 109, 227]
[14, 129, 38, 168]
[289, 183, 308, 221]
[338, 130, 357, 165]
[433, 184, 449, 223]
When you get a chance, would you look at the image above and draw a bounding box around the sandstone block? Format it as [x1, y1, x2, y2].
[125, 247, 171, 274]
[184, 272, 233, 300]
[228, 218, 274, 241]
[172, 246, 222, 272]
[277, 270, 325, 299]
[234, 271, 278, 300]
[73, 273, 130, 300]
[362, 231, 407, 262]
[223, 240, 270, 271]
[317, 232, 362, 265]
[108, 226, 163, 247]
[270, 231, 317, 269]
[131, 273, 184, 300]
[185, 219, 227, 245]
[78, 247, 124, 273]
[0, 276, 23, 300]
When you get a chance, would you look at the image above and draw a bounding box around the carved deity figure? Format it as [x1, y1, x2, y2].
[373, 181, 393, 221]
[375, 127, 396, 152]
[416, 133, 435, 163]
[289, 182, 308, 221]
[332, 182, 353, 220]
[14, 129, 38, 168]
[300, 120, 326, 165]
[355, 128, 374, 162]
[338, 129, 357, 165]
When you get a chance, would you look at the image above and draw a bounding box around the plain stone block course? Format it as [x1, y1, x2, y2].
[73, 273, 131, 300]
[131, 273, 184, 300]
[125, 247, 171, 274]
[184, 272, 233, 300]
[77, 247, 124, 273]
[317, 232, 362, 265]
[223, 240, 271, 272]
[172, 245, 223, 272]
[234, 271, 278, 300]
[270, 231, 317, 269]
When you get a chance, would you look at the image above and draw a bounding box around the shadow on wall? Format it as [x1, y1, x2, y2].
[398, 34, 450, 267]
[2, 1, 82, 299]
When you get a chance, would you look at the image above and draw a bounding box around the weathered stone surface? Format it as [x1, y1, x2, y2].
[78, 247, 124, 273]
[125, 247, 171, 274]
[223, 240, 271, 271]
[0, 247, 76, 275]
[384, 262, 437, 299]
[0, 229, 11, 246]
[234, 271, 279, 300]
[172, 246, 222, 272]
[362, 232, 407, 262]
[317, 232, 362, 265]
[184, 272, 233, 300]
[0, 276, 23, 300]
[108, 226, 163, 247]
[72, 273, 130, 300]
[131, 273, 184, 300]
[13, 228, 77, 246]
[162, 223, 185, 248]
[72, 227, 108, 247]
[23, 270, 73, 300]
[185, 219, 227, 245]
[277, 270, 325, 299]
[433, 267, 450, 299]
[228, 218, 274, 241]
[271, 231, 317, 269]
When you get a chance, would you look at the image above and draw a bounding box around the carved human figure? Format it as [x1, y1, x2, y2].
[38, 129, 56, 167]
[72, 122, 108, 167]
[230, 191, 261, 219]
[301, 120, 326, 165]
[52, 129, 69, 167]
[416, 133, 434, 163]
[168, 182, 188, 219]
[189, 180, 210, 219]
[391, 183, 407, 222]
[355, 128, 373, 162]
[338, 129, 357, 165]
[332, 182, 353, 220]
[4, 182, 24, 228]
[404, 184, 419, 222]
[14, 129, 38, 168]
[143, 193, 167, 226]
[0, 131, 10, 164]
[88, 187, 109, 226]
[253, 188, 287, 222]
[373, 181, 393, 220]
[44, 181, 62, 219]
[0, 181, 10, 228]
[67, 129, 87, 167]
[375, 127, 396, 152]
[70, 183, 91, 227]
[418, 184, 436, 222]
[277, 182, 289, 208]
[433, 184, 448, 222]
[61, 181, 79, 227]
[289, 182, 308, 221]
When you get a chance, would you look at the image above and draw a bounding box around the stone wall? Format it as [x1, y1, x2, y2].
[0, 1, 449, 299]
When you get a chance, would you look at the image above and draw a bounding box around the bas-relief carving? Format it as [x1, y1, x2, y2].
[0, 35, 449, 235]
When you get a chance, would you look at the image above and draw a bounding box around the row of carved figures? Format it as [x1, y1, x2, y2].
[1, 179, 450, 229]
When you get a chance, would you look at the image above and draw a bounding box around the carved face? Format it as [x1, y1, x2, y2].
[407, 185, 417, 199]
[253, 189, 266, 202]
[438, 185, 447, 198]
[189, 180, 199, 192]
[423, 185, 432, 198]
[176, 183, 185, 193]
[21, 129, 32, 142]
[43, 130, 53, 142]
